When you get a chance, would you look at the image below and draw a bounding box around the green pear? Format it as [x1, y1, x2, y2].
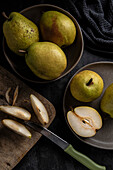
[25, 42, 67, 80]
[40, 11, 76, 47]
[70, 70, 104, 102]
[3, 12, 39, 56]
[100, 83, 113, 118]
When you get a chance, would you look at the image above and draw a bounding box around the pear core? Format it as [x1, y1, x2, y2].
[70, 70, 104, 102]
[25, 42, 67, 80]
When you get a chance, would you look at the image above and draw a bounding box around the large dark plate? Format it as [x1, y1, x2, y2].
[3, 4, 84, 83]
[63, 61, 113, 150]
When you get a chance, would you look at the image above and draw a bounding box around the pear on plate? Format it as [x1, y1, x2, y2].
[67, 106, 102, 137]
[40, 11, 76, 47]
[25, 42, 67, 80]
[3, 12, 39, 56]
[2, 119, 32, 138]
[70, 70, 104, 102]
[100, 83, 113, 118]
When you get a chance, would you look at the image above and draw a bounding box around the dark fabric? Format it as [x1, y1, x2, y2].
[54, 0, 113, 52]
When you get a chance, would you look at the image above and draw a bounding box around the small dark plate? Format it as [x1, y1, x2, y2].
[63, 61, 113, 150]
[3, 4, 84, 83]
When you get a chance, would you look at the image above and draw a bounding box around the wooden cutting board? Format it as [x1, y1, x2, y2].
[0, 66, 56, 170]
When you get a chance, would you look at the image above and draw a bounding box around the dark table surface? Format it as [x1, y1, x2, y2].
[0, 1, 113, 170]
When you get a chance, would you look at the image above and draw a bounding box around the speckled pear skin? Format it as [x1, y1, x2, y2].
[70, 70, 104, 102]
[25, 42, 67, 80]
[101, 83, 113, 118]
[3, 12, 39, 56]
[40, 11, 76, 47]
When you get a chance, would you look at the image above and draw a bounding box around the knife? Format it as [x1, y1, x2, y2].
[25, 121, 106, 170]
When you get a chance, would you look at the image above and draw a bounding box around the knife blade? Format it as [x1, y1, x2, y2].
[25, 121, 106, 170]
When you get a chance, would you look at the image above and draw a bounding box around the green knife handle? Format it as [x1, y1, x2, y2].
[64, 144, 106, 170]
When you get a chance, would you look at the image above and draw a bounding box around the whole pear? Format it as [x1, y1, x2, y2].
[100, 83, 113, 118]
[40, 11, 76, 47]
[70, 70, 104, 102]
[3, 12, 39, 56]
[25, 42, 67, 80]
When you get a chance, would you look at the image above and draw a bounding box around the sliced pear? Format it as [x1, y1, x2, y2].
[67, 106, 102, 137]
[2, 119, 32, 138]
[30, 94, 49, 125]
[0, 106, 31, 120]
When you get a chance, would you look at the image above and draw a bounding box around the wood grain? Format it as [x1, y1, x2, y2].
[0, 66, 56, 170]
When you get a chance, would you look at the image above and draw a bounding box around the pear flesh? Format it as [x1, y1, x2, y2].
[101, 83, 113, 118]
[30, 94, 49, 125]
[3, 12, 39, 56]
[0, 105, 31, 120]
[40, 11, 76, 47]
[67, 106, 102, 137]
[2, 119, 32, 138]
[70, 70, 104, 102]
[25, 42, 67, 80]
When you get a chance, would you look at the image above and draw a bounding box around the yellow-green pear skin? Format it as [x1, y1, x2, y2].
[100, 83, 113, 118]
[3, 12, 39, 56]
[40, 11, 76, 47]
[25, 42, 67, 80]
[70, 70, 104, 102]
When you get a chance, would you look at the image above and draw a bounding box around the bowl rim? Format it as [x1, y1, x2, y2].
[3, 4, 84, 83]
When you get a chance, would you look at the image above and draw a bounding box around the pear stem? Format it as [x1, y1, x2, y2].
[18, 50, 27, 54]
[86, 78, 93, 86]
[2, 12, 9, 20]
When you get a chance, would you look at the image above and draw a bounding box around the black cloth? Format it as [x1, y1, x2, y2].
[61, 0, 113, 52]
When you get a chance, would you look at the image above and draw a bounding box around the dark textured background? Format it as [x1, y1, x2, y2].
[0, 1, 113, 170]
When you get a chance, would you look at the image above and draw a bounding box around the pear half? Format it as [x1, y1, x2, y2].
[30, 94, 49, 125]
[67, 106, 102, 137]
[2, 119, 31, 138]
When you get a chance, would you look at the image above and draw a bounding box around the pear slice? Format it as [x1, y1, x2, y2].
[0, 106, 31, 120]
[30, 94, 49, 125]
[67, 106, 102, 137]
[2, 119, 32, 138]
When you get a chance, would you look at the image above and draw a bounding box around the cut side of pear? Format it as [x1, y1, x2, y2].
[2, 119, 32, 138]
[30, 94, 49, 125]
[0, 106, 31, 120]
[67, 106, 102, 137]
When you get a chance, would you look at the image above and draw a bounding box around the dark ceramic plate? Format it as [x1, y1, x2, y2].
[3, 4, 84, 83]
[63, 61, 113, 150]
